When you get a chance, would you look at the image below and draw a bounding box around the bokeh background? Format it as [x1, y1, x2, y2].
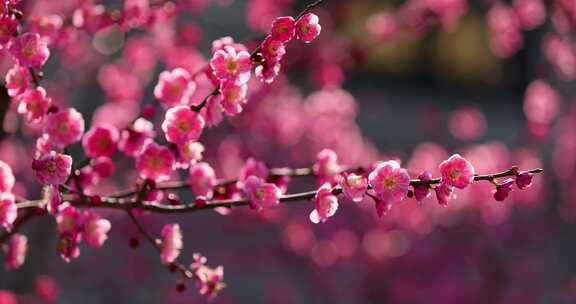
[1, 0, 575, 303]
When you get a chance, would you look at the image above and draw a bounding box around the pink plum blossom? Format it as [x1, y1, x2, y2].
[176, 141, 204, 168]
[368, 160, 411, 204]
[516, 171, 534, 189]
[338, 173, 368, 202]
[523, 79, 559, 125]
[82, 124, 119, 157]
[413, 171, 432, 202]
[56, 204, 81, 235]
[17, 87, 52, 123]
[220, 81, 248, 116]
[195, 265, 225, 299]
[44, 108, 85, 148]
[366, 12, 398, 42]
[209, 45, 251, 83]
[0, 291, 16, 304]
[0, 193, 16, 231]
[153, 68, 196, 108]
[0, 161, 15, 193]
[161, 106, 205, 144]
[310, 183, 338, 224]
[239, 158, 268, 182]
[43, 184, 61, 215]
[55, 205, 82, 262]
[201, 94, 224, 127]
[493, 178, 515, 201]
[32, 151, 72, 185]
[92, 156, 115, 179]
[261, 36, 286, 59]
[513, 0, 546, 30]
[9, 32, 50, 68]
[295, 13, 321, 43]
[82, 211, 111, 247]
[270, 16, 295, 42]
[255, 58, 281, 84]
[118, 118, 154, 157]
[5, 65, 31, 97]
[4, 234, 27, 270]
[211, 36, 247, 53]
[57, 232, 81, 263]
[191, 253, 225, 299]
[313, 149, 341, 184]
[136, 142, 175, 182]
[160, 223, 182, 264]
[0, 15, 18, 45]
[435, 182, 454, 206]
[243, 176, 281, 210]
[439, 154, 475, 189]
[188, 162, 217, 198]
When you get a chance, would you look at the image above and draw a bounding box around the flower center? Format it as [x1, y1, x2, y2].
[449, 168, 460, 180]
[226, 59, 238, 73]
[46, 160, 57, 173]
[23, 41, 37, 59]
[176, 119, 190, 132]
[148, 155, 164, 169]
[383, 177, 396, 190]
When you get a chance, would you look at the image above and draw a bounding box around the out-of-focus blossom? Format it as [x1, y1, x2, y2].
[0, 160, 15, 193]
[35, 275, 59, 303]
[0, 192, 16, 231]
[189, 162, 217, 198]
[4, 234, 27, 270]
[82, 124, 119, 157]
[524, 79, 560, 125]
[0, 15, 18, 44]
[238, 158, 268, 182]
[366, 12, 398, 42]
[82, 211, 111, 247]
[487, 4, 523, 58]
[154, 68, 196, 108]
[448, 106, 486, 141]
[92, 156, 115, 179]
[513, 0, 546, 30]
[160, 223, 182, 264]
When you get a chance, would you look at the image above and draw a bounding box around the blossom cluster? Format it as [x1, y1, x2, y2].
[0, 0, 550, 301]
